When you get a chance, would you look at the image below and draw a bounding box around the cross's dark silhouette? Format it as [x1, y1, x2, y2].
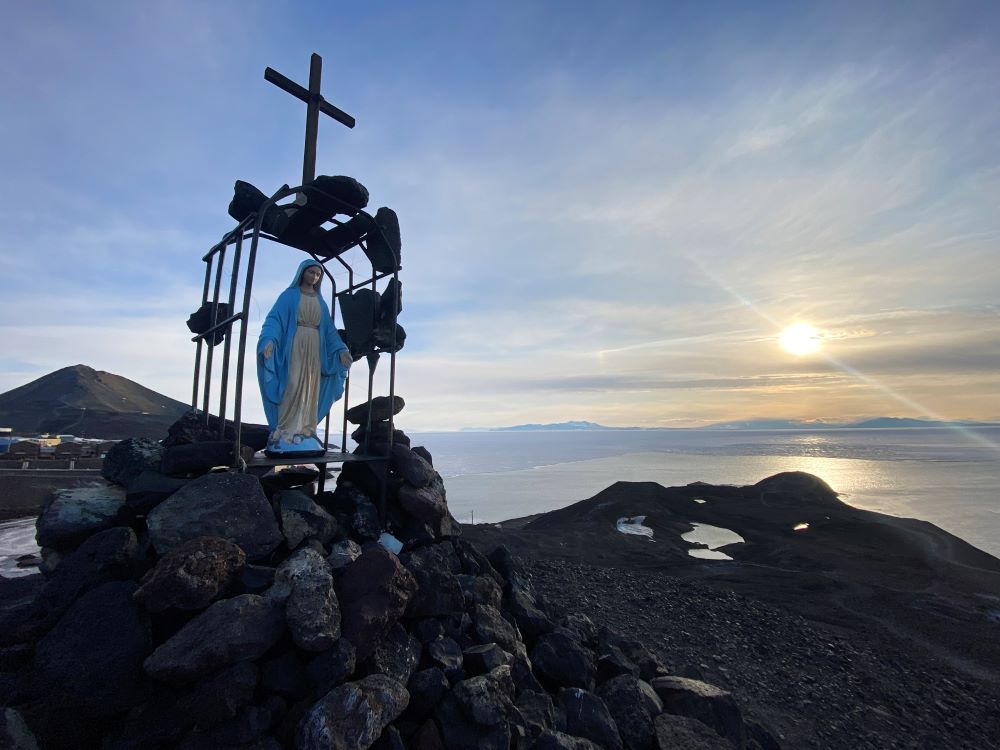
[264, 53, 355, 186]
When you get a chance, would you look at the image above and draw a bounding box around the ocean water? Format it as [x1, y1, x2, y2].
[410, 427, 1000, 558]
[3, 427, 999, 577]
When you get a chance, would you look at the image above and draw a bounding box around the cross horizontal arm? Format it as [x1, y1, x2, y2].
[264, 67, 356, 129]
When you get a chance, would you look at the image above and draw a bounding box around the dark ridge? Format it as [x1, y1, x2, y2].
[0, 365, 190, 439]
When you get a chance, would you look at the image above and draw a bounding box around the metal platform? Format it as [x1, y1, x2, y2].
[246, 450, 387, 469]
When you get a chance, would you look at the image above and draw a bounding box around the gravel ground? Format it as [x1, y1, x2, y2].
[523, 558, 1000, 750]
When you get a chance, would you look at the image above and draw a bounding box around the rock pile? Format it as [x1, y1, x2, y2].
[0, 399, 773, 750]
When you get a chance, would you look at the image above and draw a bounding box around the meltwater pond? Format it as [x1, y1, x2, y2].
[681, 522, 745, 560]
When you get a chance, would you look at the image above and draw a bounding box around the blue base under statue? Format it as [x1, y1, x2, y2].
[264, 434, 326, 458]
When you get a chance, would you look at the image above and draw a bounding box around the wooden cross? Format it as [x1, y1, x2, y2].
[264, 53, 356, 186]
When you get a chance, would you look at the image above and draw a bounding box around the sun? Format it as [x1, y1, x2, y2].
[779, 323, 822, 356]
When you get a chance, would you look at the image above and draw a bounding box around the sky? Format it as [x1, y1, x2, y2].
[1, 0, 998, 431]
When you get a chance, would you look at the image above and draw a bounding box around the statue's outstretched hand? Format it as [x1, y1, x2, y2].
[339, 350, 353, 368]
[263, 341, 274, 359]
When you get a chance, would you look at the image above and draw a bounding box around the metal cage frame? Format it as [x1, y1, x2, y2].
[188, 183, 400, 507]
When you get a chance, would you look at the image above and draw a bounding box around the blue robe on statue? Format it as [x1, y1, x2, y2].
[257, 259, 349, 455]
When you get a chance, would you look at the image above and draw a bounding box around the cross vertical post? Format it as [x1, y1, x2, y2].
[302, 54, 322, 185]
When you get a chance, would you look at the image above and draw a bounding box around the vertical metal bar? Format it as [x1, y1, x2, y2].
[387, 266, 399, 454]
[318, 266, 335, 495]
[339, 259, 353, 455]
[201, 244, 228, 423]
[302, 53, 321, 185]
[232, 218, 263, 467]
[192, 255, 214, 408]
[217, 228, 245, 437]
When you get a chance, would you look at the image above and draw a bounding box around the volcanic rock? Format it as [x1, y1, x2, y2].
[305, 638, 356, 695]
[651, 675, 745, 748]
[595, 675, 663, 750]
[380, 278, 402, 321]
[146, 472, 282, 561]
[451, 665, 515, 726]
[238, 564, 276, 594]
[162, 410, 269, 452]
[33, 526, 139, 627]
[505, 586, 555, 641]
[531, 632, 596, 690]
[125, 471, 189, 515]
[401, 543, 465, 617]
[434, 691, 511, 750]
[463, 643, 513, 676]
[653, 713, 732, 750]
[516, 689, 558, 736]
[335, 543, 418, 661]
[372, 321, 406, 353]
[405, 668, 449, 720]
[143, 594, 285, 682]
[558, 687, 623, 750]
[274, 548, 340, 652]
[186, 301, 232, 346]
[313, 213, 374, 258]
[160, 441, 255, 477]
[338, 289, 380, 352]
[182, 661, 259, 728]
[345, 396, 405, 425]
[364, 207, 402, 274]
[277, 490, 338, 549]
[327, 539, 362, 570]
[363, 624, 421, 685]
[473, 604, 526, 659]
[390, 445, 433, 488]
[399, 476, 448, 522]
[351, 422, 410, 449]
[427, 636, 464, 682]
[102, 437, 165, 486]
[29, 581, 151, 716]
[529, 732, 603, 750]
[297, 674, 408, 750]
[459, 572, 503, 609]
[135, 536, 245, 612]
[35, 485, 128, 549]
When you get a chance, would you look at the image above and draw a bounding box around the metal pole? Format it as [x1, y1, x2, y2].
[232, 215, 264, 467]
[217, 227, 245, 436]
[191, 256, 214, 408]
[201, 244, 227, 423]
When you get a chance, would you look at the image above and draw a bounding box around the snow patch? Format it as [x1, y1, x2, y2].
[616, 515, 655, 541]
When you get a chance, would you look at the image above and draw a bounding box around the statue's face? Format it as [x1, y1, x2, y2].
[302, 266, 322, 288]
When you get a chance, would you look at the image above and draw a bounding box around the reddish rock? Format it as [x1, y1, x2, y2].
[335, 544, 418, 661]
[135, 536, 246, 612]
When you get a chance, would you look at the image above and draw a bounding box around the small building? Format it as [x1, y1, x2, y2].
[8, 440, 41, 459]
[54, 442, 86, 459]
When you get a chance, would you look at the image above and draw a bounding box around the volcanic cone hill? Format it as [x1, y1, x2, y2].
[0, 365, 189, 439]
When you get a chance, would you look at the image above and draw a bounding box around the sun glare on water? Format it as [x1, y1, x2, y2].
[779, 323, 822, 356]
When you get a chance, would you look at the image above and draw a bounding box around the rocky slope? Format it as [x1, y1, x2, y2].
[463, 474, 1000, 748]
[0, 400, 769, 750]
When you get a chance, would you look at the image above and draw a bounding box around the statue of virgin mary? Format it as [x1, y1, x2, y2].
[257, 259, 352, 456]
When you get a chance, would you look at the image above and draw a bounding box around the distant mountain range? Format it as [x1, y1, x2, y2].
[0, 365, 190, 439]
[488, 417, 999, 431]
